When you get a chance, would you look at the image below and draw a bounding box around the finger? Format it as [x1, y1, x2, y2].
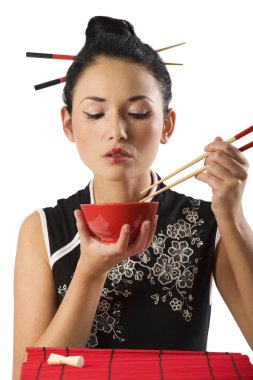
[196, 170, 242, 197]
[113, 224, 131, 255]
[74, 209, 93, 242]
[127, 220, 151, 255]
[204, 137, 223, 151]
[214, 136, 223, 142]
[204, 152, 248, 181]
[196, 171, 224, 191]
[204, 140, 247, 165]
[145, 215, 158, 249]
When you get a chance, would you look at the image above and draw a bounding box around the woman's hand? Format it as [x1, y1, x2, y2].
[74, 210, 158, 280]
[196, 137, 249, 220]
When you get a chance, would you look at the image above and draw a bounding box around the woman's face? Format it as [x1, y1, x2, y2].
[62, 57, 174, 182]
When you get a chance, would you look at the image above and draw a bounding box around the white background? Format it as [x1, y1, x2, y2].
[1, 0, 252, 377]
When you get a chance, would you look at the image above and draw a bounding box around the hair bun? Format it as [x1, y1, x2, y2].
[85, 16, 136, 42]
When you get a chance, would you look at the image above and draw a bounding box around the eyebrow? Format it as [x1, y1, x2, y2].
[128, 95, 154, 103]
[80, 96, 105, 104]
[80, 95, 154, 104]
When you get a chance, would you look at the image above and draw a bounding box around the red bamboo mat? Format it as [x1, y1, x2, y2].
[21, 347, 253, 380]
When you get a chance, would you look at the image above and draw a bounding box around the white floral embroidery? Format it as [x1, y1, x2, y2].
[152, 235, 166, 255]
[138, 250, 151, 263]
[168, 241, 193, 264]
[88, 299, 125, 346]
[58, 284, 67, 297]
[108, 258, 136, 283]
[170, 298, 183, 310]
[96, 312, 115, 333]
[88, 324, 98, 347]
[98, 300, 110, 312]
[183, 309, 192, 322]
[153, 254, 181, 284]
[185, 211, 199, 223]
[178, 269, 195, 288]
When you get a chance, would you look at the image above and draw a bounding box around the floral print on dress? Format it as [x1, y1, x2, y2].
[58, 284, 67, 297]
[59, 198, 209, 347]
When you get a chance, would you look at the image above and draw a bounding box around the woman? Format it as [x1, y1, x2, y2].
[13, 15, 253, 379]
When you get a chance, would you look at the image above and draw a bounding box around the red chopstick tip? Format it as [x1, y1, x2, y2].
[234, 126, 253, 140]
[239, 141, 253, 152]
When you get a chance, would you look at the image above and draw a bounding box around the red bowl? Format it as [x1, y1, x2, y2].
[80, 202, 158, 243]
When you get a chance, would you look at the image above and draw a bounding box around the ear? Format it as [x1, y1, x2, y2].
[61, 106, 75, 142]
[160, 108, 176, 144]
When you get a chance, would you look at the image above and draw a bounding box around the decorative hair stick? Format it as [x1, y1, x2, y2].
[156, 42, 186, 52]
[27, 41, 186, 89]
[26, 52, 75, 60]
[47, 353, 85, 368]
[26, 42, 186, 62]
[34, 76, 67, 91]
[164, 62, 183, 66]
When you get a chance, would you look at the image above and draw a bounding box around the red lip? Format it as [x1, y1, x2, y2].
[103, 148, 132, 157]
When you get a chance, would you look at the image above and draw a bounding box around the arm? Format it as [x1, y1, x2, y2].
[196, 137, 253, 348]
[214, 229, 253, 348]
[13, 212, 58, 380]
[13, 210, 157, 380]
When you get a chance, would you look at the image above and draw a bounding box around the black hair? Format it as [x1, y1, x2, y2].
[63, 16, 172, 115]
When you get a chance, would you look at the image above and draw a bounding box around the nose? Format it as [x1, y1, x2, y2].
[107, 114, 128, 141]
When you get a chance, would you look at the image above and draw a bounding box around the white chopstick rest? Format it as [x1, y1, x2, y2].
[47, 353, 85, 368]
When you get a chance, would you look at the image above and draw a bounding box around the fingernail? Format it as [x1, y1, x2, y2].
[145, 220, 151, 229]
[124, 224, 130, 233]
[152, 215, 158, 224]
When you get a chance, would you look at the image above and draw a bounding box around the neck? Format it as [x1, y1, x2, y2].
[92, 171, 153, 203]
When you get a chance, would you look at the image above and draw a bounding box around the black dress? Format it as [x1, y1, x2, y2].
[37, 171, 218, 350]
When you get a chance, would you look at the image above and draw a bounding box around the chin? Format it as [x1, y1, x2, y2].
[98, 166, 141, 182]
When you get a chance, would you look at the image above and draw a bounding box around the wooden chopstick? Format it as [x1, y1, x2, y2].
[140, 167, 207, 202]
[156, 42, 186, 52]
[164, 62, 183, 66]
[141, 126, 253, 194]
[139, 126, 253, 202]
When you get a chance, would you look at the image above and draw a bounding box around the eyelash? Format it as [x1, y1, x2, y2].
[128, 112, 151, 120]
[82, 112, 151, 120]
[83, 112, 104, 120]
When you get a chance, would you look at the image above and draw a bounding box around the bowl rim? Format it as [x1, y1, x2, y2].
[80, 201, 159, 206]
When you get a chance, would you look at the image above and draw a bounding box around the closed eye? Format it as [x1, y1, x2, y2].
[128, 112, 151, 120]
[83, 112, 104, 119]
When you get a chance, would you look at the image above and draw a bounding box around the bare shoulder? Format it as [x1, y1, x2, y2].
[16, 211, 49, 266]
[18, 210, 44, 242]
[14, 210, 56, 320]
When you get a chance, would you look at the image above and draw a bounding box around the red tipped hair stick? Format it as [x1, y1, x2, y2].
[34, 76, 67, 90]
[26, 52, 75, 60]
